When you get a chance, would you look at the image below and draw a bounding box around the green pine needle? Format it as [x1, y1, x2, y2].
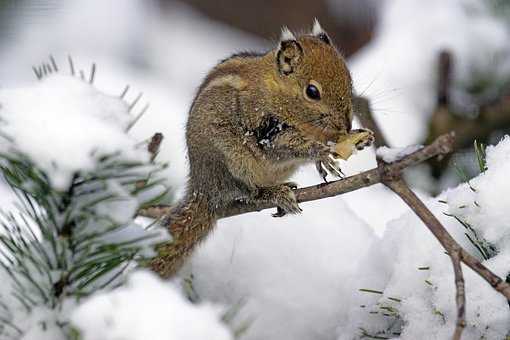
[0, 146, 169, 338]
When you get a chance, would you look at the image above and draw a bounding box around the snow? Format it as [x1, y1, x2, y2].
[444, 134, 510, 311]
[338, 135, 510, 339]
[18, 305, 71, 340]
[72, 271, 232, 340]
[350, 0, 510, 147]
[376, 144, 423, 163]
[182, 167, 377, 340]
[0, 74, 148, 190]
[174, 2, 510, 339]
[0, 73, 171, 339]
[447, 136, 510, 247]
[0, 0, 509, 339]
[337, 0, 510, 235]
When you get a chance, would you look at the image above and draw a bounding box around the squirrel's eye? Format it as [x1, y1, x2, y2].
[304, 81, 322, 101]
[306, 85, 320, 99]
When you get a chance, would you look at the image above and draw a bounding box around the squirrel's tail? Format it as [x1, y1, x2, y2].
[150, 192, 216, 278]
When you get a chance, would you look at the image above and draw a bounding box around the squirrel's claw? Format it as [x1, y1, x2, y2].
[274, 192, 302, 217]
[272, 206, 287, 218]
[269, 184, 302, 217]
[272, 203, 303, 217]
[315, 160, 329, 183]
[317, 156, 344, 179]
[251, 184, 302, 218]
[314, 142, 344, 180]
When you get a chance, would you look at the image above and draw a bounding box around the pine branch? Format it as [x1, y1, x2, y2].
[0, 148, 168, 338]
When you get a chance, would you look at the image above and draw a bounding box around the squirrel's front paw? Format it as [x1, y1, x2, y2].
[350, 128, 375, 150]
[331, 128, 375, 160]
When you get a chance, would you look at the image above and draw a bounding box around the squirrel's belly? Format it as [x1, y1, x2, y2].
[251, 159, 303, 187]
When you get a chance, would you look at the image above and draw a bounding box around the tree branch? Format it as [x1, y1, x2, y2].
[355, 89, 469, 339]
[451, 251, 466, 340]
[138, 132, 454, 219]
[354, 91, 470, 338]
[384, 179, 467, 339]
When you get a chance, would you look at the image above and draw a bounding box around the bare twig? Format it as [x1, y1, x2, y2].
[357, 88, 468, 339]
[136, 133, 164, 189]
[437, 50, 452, 108]
[451, 251, 466, 340]
[148, 133, 163, 162]
[142, 132, 510, 306]
[383, 179, 468, 339]
[359, 87, 467, 338]
[139, 205, 171, 219]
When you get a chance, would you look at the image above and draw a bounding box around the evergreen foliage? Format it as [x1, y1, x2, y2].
[0, 62, 169, 338]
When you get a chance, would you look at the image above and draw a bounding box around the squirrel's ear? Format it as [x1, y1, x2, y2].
[312, 18, 331, 45]
[277, 26, 303, 75]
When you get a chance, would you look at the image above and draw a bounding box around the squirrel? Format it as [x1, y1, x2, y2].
[150, 20, 374, 277]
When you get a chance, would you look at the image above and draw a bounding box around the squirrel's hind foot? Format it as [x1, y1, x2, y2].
[249, 183, 302, 217]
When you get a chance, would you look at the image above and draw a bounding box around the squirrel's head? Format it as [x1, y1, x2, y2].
[267, 20, 353, 143]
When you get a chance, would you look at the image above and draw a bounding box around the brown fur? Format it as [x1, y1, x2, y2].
[152, 25, 370, 278]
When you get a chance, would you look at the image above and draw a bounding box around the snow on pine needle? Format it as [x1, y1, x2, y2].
[0, 70, 170, 339]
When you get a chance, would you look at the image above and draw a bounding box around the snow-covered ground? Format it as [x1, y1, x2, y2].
[72, 271, 233, 340]
[339, 137, 510, 339]
[0, 0, 509, 339]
